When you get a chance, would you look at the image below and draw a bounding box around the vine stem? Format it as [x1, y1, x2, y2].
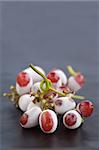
[67, 65, 77, 76]
[49, 87, 66, 97]
[29, 64, 85, 100]
[29, 64, 47, 81]
[29, 64, 66, 96]
[70, 94, 85, 100]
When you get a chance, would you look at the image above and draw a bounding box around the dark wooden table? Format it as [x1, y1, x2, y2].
[0, 1, 99, 150]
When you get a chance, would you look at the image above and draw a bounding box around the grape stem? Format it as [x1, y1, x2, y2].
[29, 64, 65, 96]
[29, 64, 85, 100]
[67, 65, 77, 76]
[67, 94, 85, 100]
[29, 64, 47, 81]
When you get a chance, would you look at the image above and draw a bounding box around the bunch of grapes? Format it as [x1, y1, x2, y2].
[4, 64, 94, 134]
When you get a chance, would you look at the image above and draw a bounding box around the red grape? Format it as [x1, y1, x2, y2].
[64, 113, 77, 126]
[16, 72, 30, 87]
[75, 73, 85, 86]
[47, 71, 59, 83]
[77, 100, 93, 117]
[41, 111, 53, 132]
[20, 114, 28, 125]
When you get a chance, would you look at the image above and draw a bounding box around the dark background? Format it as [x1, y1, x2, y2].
[0, 1, 99, 150]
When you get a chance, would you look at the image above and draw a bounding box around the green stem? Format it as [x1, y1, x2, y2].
[67, 65, 77, 76]
[3, 93, 12, 97]
[50, 87, 66, 97]
[29, 64, 85, 99]
[40, 80, 52, 92]
[72, 95, 85, 100]
[29, 64, 66, 96]
[67, 94, 85, 100]
[29, 64, 48, 81]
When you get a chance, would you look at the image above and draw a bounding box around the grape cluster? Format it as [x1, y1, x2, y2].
[4, 64, 94, 134]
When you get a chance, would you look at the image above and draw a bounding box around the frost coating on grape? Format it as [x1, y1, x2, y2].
[63, 110, 82, 129]
[24, 66, 45, 83]
[18, 94, 34, 112]
[54, 97, 76, 114]
[68, 76, 81, 92]
[32, 82, 42, 94]
[39, 109, 58, 133]
[54, 69, 67, 85]
[16, 76, 33, 95]
[27, 101, 41, 111]
[20, 106, 42, 128]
